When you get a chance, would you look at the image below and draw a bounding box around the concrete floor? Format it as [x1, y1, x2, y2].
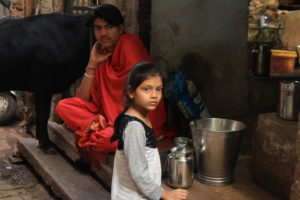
[0, 119, 283, 200]
[162, 155, 281, 200]
[162, 113, 281, 199]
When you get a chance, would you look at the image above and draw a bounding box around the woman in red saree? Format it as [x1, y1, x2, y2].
[56, 4, 175, 155]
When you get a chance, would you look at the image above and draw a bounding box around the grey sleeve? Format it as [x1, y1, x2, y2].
[123, 121, 163, 200]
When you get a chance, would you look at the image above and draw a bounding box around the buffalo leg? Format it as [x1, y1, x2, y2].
[35, 92, 52, 147]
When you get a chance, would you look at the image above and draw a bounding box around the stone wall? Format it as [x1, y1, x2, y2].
[34, 0, 64, 14]
[7, 0, 64, 17]
[248, 0, 280, 43]
[290, 113, 300, 200]
[8, 0, 34, 17]
[252, 113, 299, 199]
[280, 10, 300, 51]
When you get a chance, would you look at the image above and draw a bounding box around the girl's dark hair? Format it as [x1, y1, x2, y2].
[86, 4, 124, 27]
[110, 62, 166, 142]
[125, 62, 167, 109]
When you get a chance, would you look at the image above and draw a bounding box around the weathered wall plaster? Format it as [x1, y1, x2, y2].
[151, 0, 250, 117]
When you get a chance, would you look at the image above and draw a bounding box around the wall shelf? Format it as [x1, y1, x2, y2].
[250, 69, 300, 80]
[248, 26, 284, 30]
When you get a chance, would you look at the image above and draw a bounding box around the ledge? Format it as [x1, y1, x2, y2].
[252, 112, 300, 199]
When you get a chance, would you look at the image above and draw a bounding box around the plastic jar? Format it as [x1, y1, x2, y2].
[270, 50, 297, 74]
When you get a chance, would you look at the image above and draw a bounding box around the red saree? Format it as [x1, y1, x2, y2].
[56, 33, 175, 153]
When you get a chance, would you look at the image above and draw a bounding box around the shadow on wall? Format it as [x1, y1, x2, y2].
[180, 52, 212, 109]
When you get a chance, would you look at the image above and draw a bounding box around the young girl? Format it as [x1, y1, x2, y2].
[111, 62, 188, 200]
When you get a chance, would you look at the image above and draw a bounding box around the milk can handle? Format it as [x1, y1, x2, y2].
[165, 153, 172, 175]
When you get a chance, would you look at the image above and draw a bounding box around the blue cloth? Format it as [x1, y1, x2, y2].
[167, 68, 205, 122]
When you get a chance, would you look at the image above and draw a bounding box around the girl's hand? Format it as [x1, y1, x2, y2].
[88, 42, 112, 69]
[162, 189, 189, 200]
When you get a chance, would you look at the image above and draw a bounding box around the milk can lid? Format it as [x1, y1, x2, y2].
[170, 146, 193, 156]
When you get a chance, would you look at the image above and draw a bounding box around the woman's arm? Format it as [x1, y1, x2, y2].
[76, 62, 97, 101]
[76, 42, 111, 101]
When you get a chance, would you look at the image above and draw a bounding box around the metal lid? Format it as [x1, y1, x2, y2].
[174, 137, 192, 147]
[170, 146, 193, 157]
[271, 50, 297, 58]
[280, 81, 300, 91]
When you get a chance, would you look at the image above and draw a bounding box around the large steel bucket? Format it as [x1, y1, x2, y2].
[189, 118, 246, 186]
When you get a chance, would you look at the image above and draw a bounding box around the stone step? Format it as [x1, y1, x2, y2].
[17, 138, 110, 200]
[48, 121, 80, 162]
[48, 121, 114, 187]
[47, 121, 175, 188]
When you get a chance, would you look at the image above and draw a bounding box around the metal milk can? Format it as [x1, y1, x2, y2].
[166, 143, 194, 189]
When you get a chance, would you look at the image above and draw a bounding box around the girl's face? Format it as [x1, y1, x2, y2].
[129, 75, 163, 112]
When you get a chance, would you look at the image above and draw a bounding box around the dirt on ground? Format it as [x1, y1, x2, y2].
[0, 120, 56, 200]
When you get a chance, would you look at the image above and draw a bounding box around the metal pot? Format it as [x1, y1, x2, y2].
[166, 145, 194, 189]
[278, 81, 300, 121]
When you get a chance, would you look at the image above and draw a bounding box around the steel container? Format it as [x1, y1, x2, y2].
[189, 118, 246, 186]
[166, 145, 194, 189]
[252, 43, 271, 76]
[278, 81, 300, 121]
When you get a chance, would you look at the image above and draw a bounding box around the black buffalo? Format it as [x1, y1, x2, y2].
[0, 13, 91, 151]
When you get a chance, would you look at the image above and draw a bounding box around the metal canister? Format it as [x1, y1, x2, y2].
[166, 145, 194, 189]
[252, 43, 271, 76]
[278, 81, 300, 121]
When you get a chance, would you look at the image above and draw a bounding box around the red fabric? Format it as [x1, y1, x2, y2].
[85, 114, 107, 133]
[56, 33, 176, 153]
